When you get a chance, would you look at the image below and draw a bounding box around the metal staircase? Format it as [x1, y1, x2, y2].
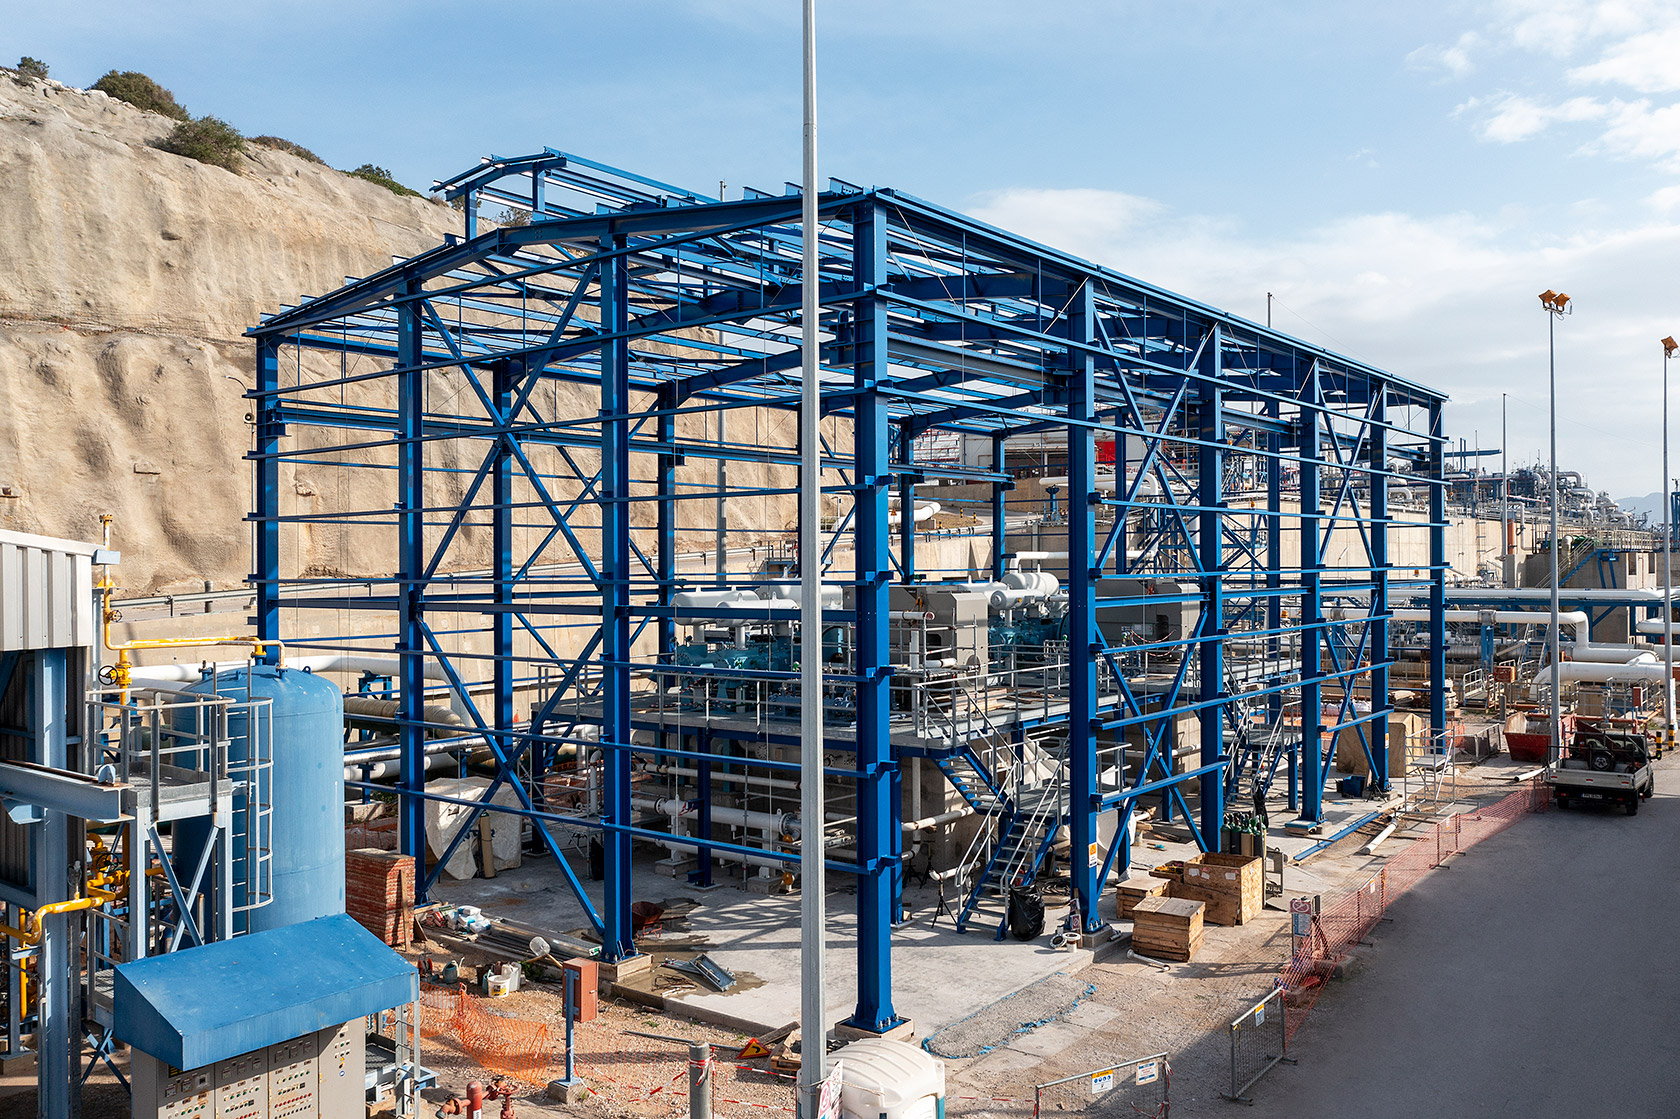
[943, 735, 1068, 936]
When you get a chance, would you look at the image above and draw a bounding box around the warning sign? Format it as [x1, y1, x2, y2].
[1090, 1068, 1115, 1094]
[1136, 1060, 1160, 1085]
[1289, 896, 1314, 915]
[1088, 842, 1100, 865]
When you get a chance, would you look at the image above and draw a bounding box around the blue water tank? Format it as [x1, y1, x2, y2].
[179, 665, 345, 933]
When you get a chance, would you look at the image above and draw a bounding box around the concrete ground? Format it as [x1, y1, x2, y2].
[430, 846, 1090, 1039]
[1236, 753, 1680, 1117]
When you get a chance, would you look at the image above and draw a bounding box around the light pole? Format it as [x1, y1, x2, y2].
[797, 1, 827, 1115]
[1539, 290, 1570, 763]
[1501, 393, 1508, 584]
[1663, 336, 1677, 757]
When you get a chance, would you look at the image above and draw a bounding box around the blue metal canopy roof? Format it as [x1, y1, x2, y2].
[113, 914, 417, 1069]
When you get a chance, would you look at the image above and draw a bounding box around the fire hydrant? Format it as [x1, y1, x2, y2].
[437, 1079, 516, 1118]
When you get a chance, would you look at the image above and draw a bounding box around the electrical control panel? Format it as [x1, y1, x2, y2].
[211, 1049, 268, 1119]
[318, 1020, 367, 1115]
[134, 1063, 212, 1119]
[266, 1032, 321, 1118]
[131, 1021, 365, 1119]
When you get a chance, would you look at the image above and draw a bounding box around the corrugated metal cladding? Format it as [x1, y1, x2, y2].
[0, 528, 97, 650]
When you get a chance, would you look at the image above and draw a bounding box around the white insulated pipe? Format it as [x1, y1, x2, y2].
[901, 806, 973, 832]
[635, 762, 800, 792]
[633, 795, 797, 837]
[1391, 607, 1590, 646]
[1443, 588, 1666, 604]
[887, 501, 940, 526]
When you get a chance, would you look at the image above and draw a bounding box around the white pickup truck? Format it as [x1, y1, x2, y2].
[1548, 729, 1655, 816]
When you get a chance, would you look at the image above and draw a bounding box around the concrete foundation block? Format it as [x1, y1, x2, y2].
[832, 1017, 916, 1044]
[599, 953, 653, 987]
[546, 1078, 589, 1103]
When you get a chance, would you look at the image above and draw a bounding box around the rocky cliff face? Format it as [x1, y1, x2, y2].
[0, 73, 459, 592]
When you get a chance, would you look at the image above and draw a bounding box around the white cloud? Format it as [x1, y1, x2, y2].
[1408, 31, 1482, 78]
[1568, 24, 1680, 92]
[1436, 1, 1680, 169]
[1465, 92, 1609, 142]
[969, 186, 1680, 494]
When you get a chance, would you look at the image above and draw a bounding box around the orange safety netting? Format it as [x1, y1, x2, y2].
[1276, 780, 1549, 1041]
[419, 983, 558, 1087]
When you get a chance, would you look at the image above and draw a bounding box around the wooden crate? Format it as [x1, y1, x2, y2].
[1116, 874, 1170, 917]
[1180, 852, 1262, 925]
[1130, 897, 1204, 962]
[1168, 880, 1240, 927]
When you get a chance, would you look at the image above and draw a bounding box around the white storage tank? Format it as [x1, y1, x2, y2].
[832, 1039, 945, 1119]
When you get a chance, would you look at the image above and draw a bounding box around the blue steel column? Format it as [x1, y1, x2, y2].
[1196, 332, 1226, 846]
[897, 423, 916, 584]
[849, 202, 899, 1031]
[991, 434, 1008, 581]
[1428, 401, 1448, 743]
[397, 290, 429, 879]
[601, 236, 636, 962]
[1369, 387, 1391, 787]
[252, 338, 281, 658]
[1265, 402, 1291, 810]
[493, 363, 515, 806]
[1299, 392, 1324, 823]
[1067, 278, 1101, 933]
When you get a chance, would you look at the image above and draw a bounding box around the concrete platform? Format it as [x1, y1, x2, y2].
[430, 848, 1089, 1038]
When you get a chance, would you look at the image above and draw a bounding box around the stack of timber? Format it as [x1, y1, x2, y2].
[1116, 873, 1170, 918]
[1130, 897, 1204, 962]
[1169, 852, 1262, 927]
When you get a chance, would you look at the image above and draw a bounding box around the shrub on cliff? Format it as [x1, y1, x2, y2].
[92, 70, 189, 120]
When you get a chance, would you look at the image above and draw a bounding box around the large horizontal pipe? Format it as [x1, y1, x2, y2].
[1534, 658, 1673, 686]
[902, 806, 974, 832]
[1391, 607, 1589, 646]
[635, 762, 799, 792]
[632, 795, 796, 837]
[1441, 588, 1665, 604]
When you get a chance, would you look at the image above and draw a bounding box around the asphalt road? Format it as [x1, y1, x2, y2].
[1241, 758, 1680, 1118]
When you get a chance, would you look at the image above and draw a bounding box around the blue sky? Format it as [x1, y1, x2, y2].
[9, 1, 1680, 496]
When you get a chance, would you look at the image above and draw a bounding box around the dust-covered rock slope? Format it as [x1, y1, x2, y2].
[0, 72, 458, 591]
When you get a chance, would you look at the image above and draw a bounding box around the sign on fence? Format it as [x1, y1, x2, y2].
[1090, 1069, 1114, 1094]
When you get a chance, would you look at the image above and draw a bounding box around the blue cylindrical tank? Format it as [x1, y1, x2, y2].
[178, 665, 345, 933]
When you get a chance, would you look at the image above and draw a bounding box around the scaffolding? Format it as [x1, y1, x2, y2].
[245, 149, 1449, 1033]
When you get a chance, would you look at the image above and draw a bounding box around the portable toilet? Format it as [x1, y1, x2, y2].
[832, 1038, 945, 1119]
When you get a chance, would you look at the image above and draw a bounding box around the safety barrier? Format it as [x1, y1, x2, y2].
[419, 983, 557, 1087]
[1276, 780, 1549, 1044]
[1031, 1052, 1168, 1119]
[1220, 988, 1293, 1103]
[419, 983, 799, 1112]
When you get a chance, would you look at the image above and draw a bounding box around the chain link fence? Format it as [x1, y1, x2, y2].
[1221, 988, 1293, 1103]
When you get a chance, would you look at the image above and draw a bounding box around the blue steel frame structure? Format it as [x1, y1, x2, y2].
[246, 150, 1448, 1032]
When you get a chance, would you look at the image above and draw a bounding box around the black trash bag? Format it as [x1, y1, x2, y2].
[1007, 890, 1045, 941]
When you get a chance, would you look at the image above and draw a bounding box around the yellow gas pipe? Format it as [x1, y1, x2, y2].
[97, 514, 282, 700]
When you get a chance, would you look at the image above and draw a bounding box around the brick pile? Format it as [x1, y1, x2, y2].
[346, 848, 415, 948]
